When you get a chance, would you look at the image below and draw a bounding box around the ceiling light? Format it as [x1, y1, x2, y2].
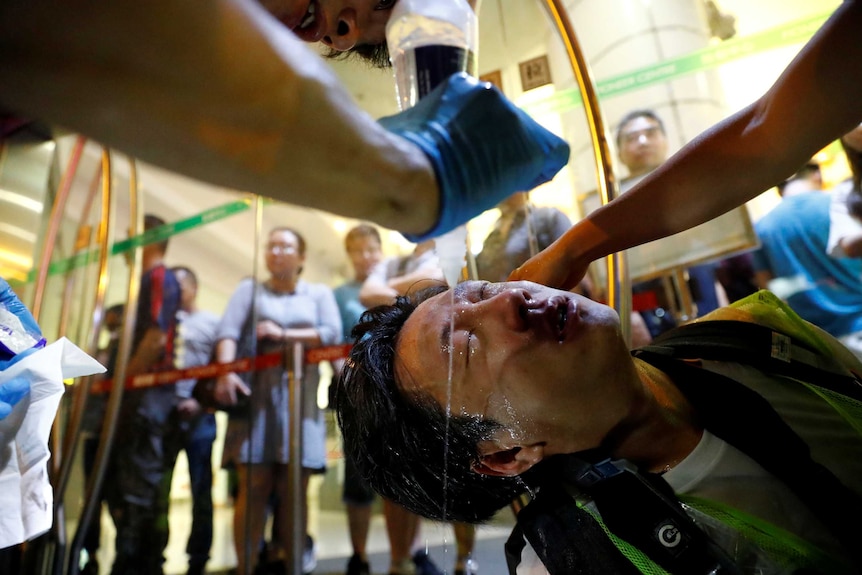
[0, 222, 37, 243]
[0, 247, 33, 269]
[0, 187, 44, 213]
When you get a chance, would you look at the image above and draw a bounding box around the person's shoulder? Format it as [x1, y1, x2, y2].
[334, 279, 360, 293]
[235, 276, 255, 290]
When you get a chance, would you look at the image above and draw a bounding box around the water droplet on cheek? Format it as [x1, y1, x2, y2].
[486, 393, 525, 440]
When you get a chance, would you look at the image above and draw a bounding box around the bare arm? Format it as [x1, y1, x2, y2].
[753, 270, 774, 291]
[839, 234, 862, 258]
[360, 264, 445, 307]
[124, 327, 165, 376]
[359, 278, 401, 308]
[214, 337, 249, 405]
[0, 0, 437, 235]
[513, 0, 862, 289]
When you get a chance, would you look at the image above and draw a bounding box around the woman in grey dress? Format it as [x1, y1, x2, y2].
[214, 226, 341, 574]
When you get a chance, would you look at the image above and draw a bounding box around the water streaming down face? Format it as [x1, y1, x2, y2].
[442, 288, 456, 522]
[438, 199, 539, 522]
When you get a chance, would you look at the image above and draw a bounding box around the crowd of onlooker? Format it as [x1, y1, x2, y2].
[78, 114, 862, 575]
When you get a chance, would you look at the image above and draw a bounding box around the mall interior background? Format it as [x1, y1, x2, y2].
[0, 0, 850, 572]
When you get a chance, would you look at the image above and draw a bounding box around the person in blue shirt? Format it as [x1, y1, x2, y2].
[752, 163, 862, 359]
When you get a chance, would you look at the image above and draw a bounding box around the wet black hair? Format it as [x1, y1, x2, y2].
[334, 285, 531, 522]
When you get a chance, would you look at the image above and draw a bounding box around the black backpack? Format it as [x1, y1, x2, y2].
[507, 320, 862, 575]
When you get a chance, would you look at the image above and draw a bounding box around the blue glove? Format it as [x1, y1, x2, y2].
[0, 277, 44, 370]
[0, 376, 29, 420]
[379, 72, 570, 242]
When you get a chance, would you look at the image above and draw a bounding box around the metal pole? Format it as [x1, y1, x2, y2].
[238, 196, 263, 575]
[67, 154, 141, 575]
[541, 0, 632, 345]
[286, 342, 304, 575]
[58, 162, 108, 476]
[19, 135, 86, 573]
[31, 136, 86, 321]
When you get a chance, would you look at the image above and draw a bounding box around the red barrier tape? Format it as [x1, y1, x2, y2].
[90, 343, 353, 394]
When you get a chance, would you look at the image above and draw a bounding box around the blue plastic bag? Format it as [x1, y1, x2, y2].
[0, 277, 45, 419]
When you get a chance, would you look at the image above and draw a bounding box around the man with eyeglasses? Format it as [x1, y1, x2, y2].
[614, 109, 725, 336]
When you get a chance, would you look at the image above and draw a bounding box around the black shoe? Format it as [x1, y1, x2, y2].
[187, 560, 207, 575]
[345, 553, 371, 575]
[412, 551, 443, 575]
[254, 559, 286, 575]
[81, 559, 99, 575]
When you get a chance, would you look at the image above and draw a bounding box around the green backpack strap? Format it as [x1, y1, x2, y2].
[509, 455, 743, 575]
[505, 474, 645, 575]
[640, 320, 862, 401]
[633, 344, 862, 572]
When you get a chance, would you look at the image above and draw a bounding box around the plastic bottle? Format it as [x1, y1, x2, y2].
[386, 0, 479, 111]
[386, 0, 478, 282]
[434, 224, 468, 287]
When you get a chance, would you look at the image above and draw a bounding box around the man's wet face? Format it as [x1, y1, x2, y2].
[393, 280, 629, 449]
[618, 116, 668, 176]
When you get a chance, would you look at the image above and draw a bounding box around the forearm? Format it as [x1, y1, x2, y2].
[125, 328, 166, 376]
[0, 0, 438, 234]
[216, 338, 238, 364]
[359, 283, 400, 308]
[387, 268, 445, 293]
[753, 271, 773, 291]
[840, 234, 862, 258]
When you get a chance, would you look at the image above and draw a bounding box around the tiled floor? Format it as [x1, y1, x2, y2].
[75, 411, 517, 574]
[85, 475, 517, 575]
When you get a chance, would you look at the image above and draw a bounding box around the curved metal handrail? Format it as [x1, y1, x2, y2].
[66, 153, 142, 575]
[540, 0, 632, 344]
[50, 150, 115, 575]
[23, 135, 90, 573]
[46, 148, 116, 573]
[31, 136, 86, 321]
[56, 161, 109, 489]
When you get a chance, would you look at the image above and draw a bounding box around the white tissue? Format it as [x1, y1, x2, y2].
[0, 337, 105, 549]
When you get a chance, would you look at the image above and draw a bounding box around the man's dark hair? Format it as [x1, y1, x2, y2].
[323, 44, 392, 69]
[335, 285, 530, 523]
[776, 161, 821, 197]
[615, 109, 666, 147]
[269, 225, 307, 256]
[104, 303, 125, 332]
[345, 223, 382, 249]
[144, 214, 169, 253]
